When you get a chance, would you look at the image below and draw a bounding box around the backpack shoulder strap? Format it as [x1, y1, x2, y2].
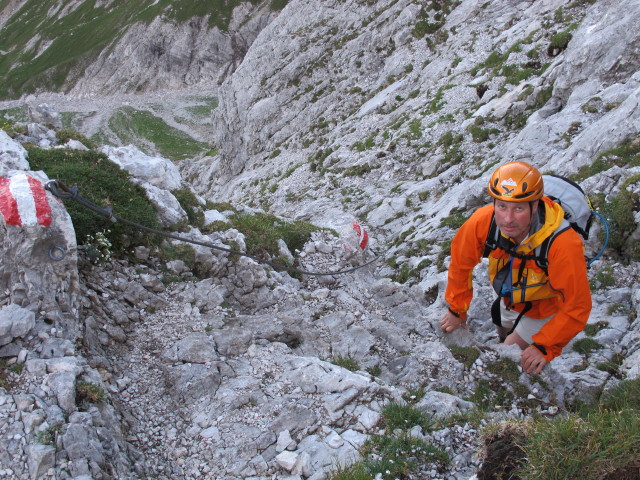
[534, 219, 572, 273]
[483, 214, 499, 257]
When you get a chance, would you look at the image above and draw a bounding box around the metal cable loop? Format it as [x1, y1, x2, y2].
[45, 179, 381, 277]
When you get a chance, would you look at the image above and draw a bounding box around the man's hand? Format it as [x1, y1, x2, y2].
[440, 310, 467, 333]
[521, 345, 547, 374]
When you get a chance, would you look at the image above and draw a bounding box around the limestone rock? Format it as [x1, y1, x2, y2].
[416, 391, 475, 419]
[0, 304, 35, 346]
[0, 130, 29, 175]
[26, 444, 56, 480]
[100, 145, 182, 191]
[0, 171, 80, 334]
[28, 103, 63, 129]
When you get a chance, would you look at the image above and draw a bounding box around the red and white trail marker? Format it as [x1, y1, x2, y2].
[351, 221, 369, 250]
[0, 174, 52, 227]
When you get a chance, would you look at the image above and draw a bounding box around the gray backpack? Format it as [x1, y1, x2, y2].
[543, 175, 594, 240]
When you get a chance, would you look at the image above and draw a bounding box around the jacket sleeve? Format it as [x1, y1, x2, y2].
[444, 204, 494, 318]
[531, 229, 592, 361]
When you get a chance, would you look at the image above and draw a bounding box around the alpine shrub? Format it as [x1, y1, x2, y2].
[26, 146, 161, 253]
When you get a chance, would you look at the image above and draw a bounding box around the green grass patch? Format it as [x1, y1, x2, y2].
[26, 146, 161, 253]
[474, 50, 508, 73]
[583, 321, 609, 337]
[76, 381, 106, 409]
[550, 31, 573, 50]
[439, 208, 468, 229]
[392, 263, 412, 284]
[37, 424, 64, 446]
[270, 0, 289, 10]
[572, 337, 603, 355]
[1, 120, 28, 138]
[479, 381, 640, 479]
[521, 408, 639, 479]
[600, 378, 640, 410]
[172, 187, 205, 229]
[282, 163, 302, 179]
[0, 106, 29, 123]
[364, 433, 448, 477]
[501, 64, 545, 85]
[158, 243, 196, 267]
[9, 363, 24, 375]
[227, 211, 324, 260]
[599, 175, 640, 261]
[589, 265, 616, 290]
[331, 355, 360, 372]
[571, 139, 640, 181]
[437, 408, 487, 430]
[596, 353, 625, 378]
[325, 462, 371, 480]
[184, 97, 219, 119]
[206, 201, 236, 213]
[382, 401, 434, 431]
[344, 163, 377, 177]
[157, 242, 208, 280]
[467, 378, 514, 410]
[352, 134, 376, 152]
[327, 432, 448, 480]
[407, 118, 422, 139]
[402, 387, 427, 404]
[56, 129, 97, 149]
[106, 107, 209, 160]
[0, 359, 13, 390]
[436, 239, 452, 272]
[426, 85, 450, 113]
[486, 358, 521, 383]
[467, 124, 500, 142]
[449, 345, 481, 369]
[437, 130, 464, 148]
[325, 389, 451, 479]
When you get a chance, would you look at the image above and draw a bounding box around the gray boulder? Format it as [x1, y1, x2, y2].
[0, 304, 35, 346]
[0, 130, 29, 175]
[28, 103, 63, 129]
[0, 171, 79, 334]
[100, 144, 182, 191]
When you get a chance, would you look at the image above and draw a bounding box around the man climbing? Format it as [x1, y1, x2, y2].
[440, 161, 592, 374]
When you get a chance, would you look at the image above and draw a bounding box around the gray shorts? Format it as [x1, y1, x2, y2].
[499, 301, 553, 344]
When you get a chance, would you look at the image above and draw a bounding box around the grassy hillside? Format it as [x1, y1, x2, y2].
[0, 0, 268, 99]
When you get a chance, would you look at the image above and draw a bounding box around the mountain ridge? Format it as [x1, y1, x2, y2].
[0, 0, 277, 98]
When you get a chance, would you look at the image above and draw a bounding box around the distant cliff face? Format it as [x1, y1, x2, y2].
[0, 0, 278, 98]
[69, 3, 277, 96]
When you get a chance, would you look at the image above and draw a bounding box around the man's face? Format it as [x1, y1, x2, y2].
[494, 199, 537, 243]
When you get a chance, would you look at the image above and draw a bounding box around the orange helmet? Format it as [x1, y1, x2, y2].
[488, 161, 544, 202]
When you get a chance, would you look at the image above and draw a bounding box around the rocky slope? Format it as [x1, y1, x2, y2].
[0, 0, 277, 98]
[1, 0, 640, 479]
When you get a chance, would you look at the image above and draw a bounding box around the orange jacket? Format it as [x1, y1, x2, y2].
[445, 198, 592, 361]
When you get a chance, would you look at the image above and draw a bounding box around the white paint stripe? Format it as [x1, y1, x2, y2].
[9, 174, 38, 226]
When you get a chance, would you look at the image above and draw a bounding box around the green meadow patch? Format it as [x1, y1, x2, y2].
[105, 107, 209, 160]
